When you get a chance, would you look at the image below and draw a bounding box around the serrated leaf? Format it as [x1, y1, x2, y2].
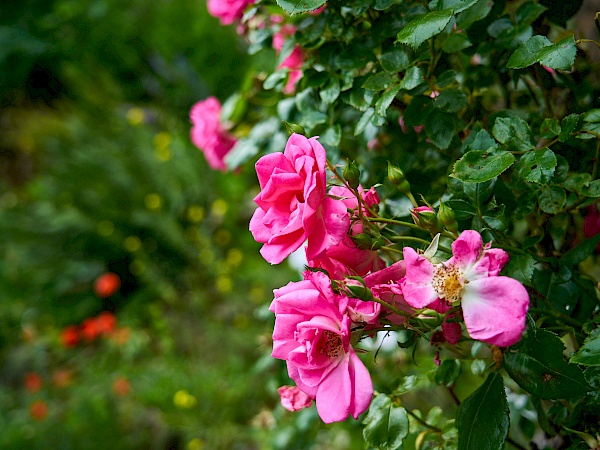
[504, 254, 535, 285]
[355, 107, 375, 136]
[507, 35, 551, 69]
[517, 148, 556, 184]
[464, 179, 495, 207]
[461, 128, 497, 152]
[504, 329, 591, 399]
[399, 66, 424, 90]
[425, 109, 455, 149]
[396, 9, 454, 49]
[319, 79, 341, 104]
[538, 186, 566, 214]
[571, 329, 600, 366]
[537, 35, 577, 70]
[363, 394, 409, 450]
[376, 84, 402, 117]
[559, 113, 580, 142]
[452, 149, 515, 183]
[276, 0, 327, 15]
[564, 172, 592, 192]
[581, 179, 600, 197]
[457, 372, 509, 450]
[540, 117, 561, 139]
[362, 72, 397, 91]
[493, 117, 535, 151]
[379, 47, 410, 72]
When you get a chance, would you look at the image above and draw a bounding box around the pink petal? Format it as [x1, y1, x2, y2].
[448, 230, 483, 269]
[401, 247, 438, 308]
[461, 276, 529, 347]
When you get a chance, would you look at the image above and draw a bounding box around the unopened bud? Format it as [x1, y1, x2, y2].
[388, 163, 411, 194]
[344, 276, 374, 301]
[350, 233, 374, 250]
[343, 160, 361, 189]
[438, 201, 458, 233]
[415, 308, 443, 330]
[283, 121, 306, 136]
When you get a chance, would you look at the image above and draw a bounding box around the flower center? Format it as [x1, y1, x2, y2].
[432, 264, 464, 303]
[318, 330, 343, 358]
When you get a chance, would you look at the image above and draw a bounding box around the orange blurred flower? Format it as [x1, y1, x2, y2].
[112, 377, 131, 397]
[24, 372, 43, 393]
[93, 272, 121, 298]
[60, 325, 79, 348]
[29, 400, 48, 421]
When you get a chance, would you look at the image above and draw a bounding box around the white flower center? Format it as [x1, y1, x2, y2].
[432, 264, 464, 304]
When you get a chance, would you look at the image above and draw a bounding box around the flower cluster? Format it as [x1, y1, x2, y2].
[244, 133, 530, 423]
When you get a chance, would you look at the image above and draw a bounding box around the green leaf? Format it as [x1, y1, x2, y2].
[507, 35, 551, 69]
[425, 109, 455, 149]
[276, 0, 327, 15]
[300, 110, 328, 129]
[537, 35, 577, 70]
[564, 172, 592, 192]
[263, 71, 288, 90]
[464, 179, 495, 207]
[571, 329, 600, 366]
[362, 72, 397, 91]
[379, 47, 410, 72]
[504, 329, 591, 399]
[319, 79, 341, 104]
[492, 117, 535, 151]
[375, 84, 402, 117]
[540, 117, 561, 139]
[456, 0, 493, 28]
[462, 128, 497, 152]
[517, 148, 556, 185]
[457, 372, 509, 450]
[560, 233, 600, 267]
[559, 113, 580, 142]
[441, 0, 479, 13]
[538, 186, 566, 214]
[363, 393, 409, 450]
[355, 107, 375, 136]
[504, 254, 535, 285]
[396, 9, 454, 49]
[581, 179, 600, 197]
[320, 125, 341, 147]
[583, 109, 600, 123]
[515, 1, 547, 25]
[398, 66, 424, 91]
[452, 149, 515, 183]
[434, 88, 468, 113]
[441, 33, 473, 53]
[435, 359, 461, 386]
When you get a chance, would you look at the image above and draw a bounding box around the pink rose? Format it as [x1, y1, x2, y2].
[273, 24, 304, 94]
[364, 261, 415, 325]
[401, 230, 529, 347]
[270, 271, 373, 423]
[309, 185, 384, 278]
[189, 97, 237, 171]
[206, 0, 255, 25]
[278, 385, 314, 412]
[249, 134, 350, 264]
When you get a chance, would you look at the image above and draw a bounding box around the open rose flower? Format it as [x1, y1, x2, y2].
[206, 0, 255, 25]
[401, 230, 529, 347]
[250, 134, 350, 264]
[270, 271, 373, 423]
[190, 97, 237, 171]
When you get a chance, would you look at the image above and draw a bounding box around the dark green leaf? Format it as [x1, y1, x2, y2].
[564, 172, 592, 192]
[403, 96, 433, 127]
[441, 0, 479, 13]
[517, 148, 556, 184]
[441, 33, 473, 53]
[504, 329, 591, 399]
[434, 88, 468, 113]
[492, 117, 535, 151]
[537, 35, 577, 70]
[571, 329, 600, 366]
[396, 9, 454, 49]
[379, 47, 410, 72]
[504, 254, 535, 285]
[540, 117, 561, 139]
[376, 84, 402, 117]
[581, 180, 600, 197]
[434, 359, 461, 386]
[319, 78, 340, 104]
[457, 372, 509, 450]
[425, 109, 455, 149]
[583, 109, 600, 123]
[399, 66, 424, 91]
[559, 113, 580, 142]
[463, 179, 496, 207]
[452, 149, 515, 183]
[363, 393, 409, 450]
[539, 186, 566, 214]
[461, 128, 497, 152]
[560, 233, 600, 267]
[276, 0, 327, 15]
[456, 0, 493, 28]
[447, 199, 477, 220]
[507, 35, 551, 69]
[362, 72, 397, 91]
[516, 1, 548, 26]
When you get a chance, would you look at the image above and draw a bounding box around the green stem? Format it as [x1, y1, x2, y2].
[576, 38, 600, 51]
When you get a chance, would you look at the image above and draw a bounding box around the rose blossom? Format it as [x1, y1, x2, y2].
[249, 133, 350, 264]
[278, 385, 314, 412]
[190, 97, 237, 171]
[270, 271, 373, 423]
[401, 230, 529, 347]
[273, 24, 304, 94]
[309, 185, 384, 278]
[206, 0, 255, 25]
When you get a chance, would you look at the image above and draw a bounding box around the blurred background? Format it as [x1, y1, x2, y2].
[0, 1, 327, 448]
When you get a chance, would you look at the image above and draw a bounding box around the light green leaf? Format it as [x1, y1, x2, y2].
[583, 109, 600, 123]
[362, 72, 397, 91]
[398, 66, 424, 90]
[457, 373, 509, 450]
[517, 148, 556, 184]
[507, 35, 551, 69]
[571, 329, 600, 366]
[319, 79, 341, 104]
[276, 0, 327, 15]
[441, 0, 479, 13]
[355, 107, 375, 136]
[397, 9, 453, 49]
[452, 149, 515, 183]
[537, 35, 577, 70]
[375, 84, 402, 117]
[363, 393, 409, 450]
[493, 117, 535, 151]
